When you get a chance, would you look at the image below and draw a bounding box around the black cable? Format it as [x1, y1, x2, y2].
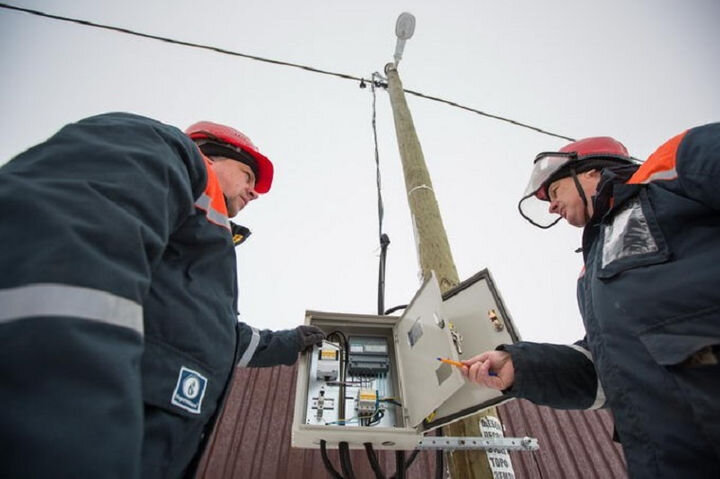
[394, 451, 406, 479]
[435, 429, 445, 479]
[402, 88, 576, 142]
[320, 440, 344, 479]
[338, 442, 356, 479]
[368, 409, 385, 426]
[327, 331, 349, 381]
[378, 233, 390, 315]
[370, 73, 392, 316]
[0, 3, 362, 83]
[371, 74, 385, 242]
[383, 304, 407, 315]
[326, 330, 349, 425]
[364, 443, 386, 479]
[0, 3, 577, 142]
[403, 450, 420, 470]
[326, 330, 349, 349]
[436, 449, 444, 479]
[387, 449, 420, 479]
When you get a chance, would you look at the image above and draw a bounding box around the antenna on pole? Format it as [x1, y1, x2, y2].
[393, 12, 416, 65]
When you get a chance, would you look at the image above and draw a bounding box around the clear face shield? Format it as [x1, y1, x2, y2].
[517, 152, 578, 228]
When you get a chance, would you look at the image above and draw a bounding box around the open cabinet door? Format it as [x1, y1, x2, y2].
[395, 272, 466, 429]
[422, 269, 521, 431]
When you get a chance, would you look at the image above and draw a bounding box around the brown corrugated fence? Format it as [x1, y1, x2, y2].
[196, 364, 627, 478]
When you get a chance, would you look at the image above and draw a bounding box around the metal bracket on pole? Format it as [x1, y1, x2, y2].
[417, 436, 539, 451]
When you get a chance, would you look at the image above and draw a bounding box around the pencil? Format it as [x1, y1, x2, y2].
[436, 357, 497, 376]
[436, 357, 464, 368]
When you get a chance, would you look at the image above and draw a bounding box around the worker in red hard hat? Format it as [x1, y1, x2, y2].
[518, 136, 638, 228]
[185, 121, 274, 216]
[463, 124, 720, 479]
[0, 112, 324, 478]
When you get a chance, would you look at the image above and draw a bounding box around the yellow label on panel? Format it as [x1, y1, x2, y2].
[320, 350, 337, 360]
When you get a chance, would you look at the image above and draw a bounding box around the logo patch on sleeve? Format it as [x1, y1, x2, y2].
[171, 366, 208, 414]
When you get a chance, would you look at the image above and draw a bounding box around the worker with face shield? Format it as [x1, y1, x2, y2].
[463, 124, 720, 478]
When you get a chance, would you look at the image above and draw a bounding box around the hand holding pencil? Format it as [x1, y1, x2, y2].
[436, 357, 497, 376]
[455, 351, 514, 391]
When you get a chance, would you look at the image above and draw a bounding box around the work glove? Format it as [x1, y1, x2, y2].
[295, 325, 326, 353]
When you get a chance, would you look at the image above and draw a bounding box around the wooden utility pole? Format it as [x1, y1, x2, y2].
[385, 62, 503, 479]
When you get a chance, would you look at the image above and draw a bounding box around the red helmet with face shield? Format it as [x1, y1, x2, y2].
[185, 121, 274, 194]
[518, 136, 636, 228]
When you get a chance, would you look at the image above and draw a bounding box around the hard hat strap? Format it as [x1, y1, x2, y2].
[570, 169, 592, 223]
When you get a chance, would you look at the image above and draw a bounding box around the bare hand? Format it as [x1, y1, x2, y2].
[461, 350, 514, 391]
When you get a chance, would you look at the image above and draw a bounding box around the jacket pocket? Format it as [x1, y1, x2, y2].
[596, 190, 671, 279]
[638, 306, 720, 366]
[140, 338, 225, 475]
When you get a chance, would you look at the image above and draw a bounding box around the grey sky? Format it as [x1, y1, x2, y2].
[1, 0, 718, 348]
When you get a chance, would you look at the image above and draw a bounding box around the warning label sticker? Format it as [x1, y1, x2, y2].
[479, 415, 516, 479]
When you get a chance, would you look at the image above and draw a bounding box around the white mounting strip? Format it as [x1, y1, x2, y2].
[416, 436, 539, 451]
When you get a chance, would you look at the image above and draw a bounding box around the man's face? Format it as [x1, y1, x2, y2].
[210, 158, 258, 217]
[546, 170, 600, 228]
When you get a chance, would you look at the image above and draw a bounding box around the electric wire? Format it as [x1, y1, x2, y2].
[390, 449, 420, 479]
[405, 450, 421, 472]
[326, 330, 349, 375]
[394, 451, 406, 479]
[0, 3, 361, 83]
[436, 449, 444, 479]
[320, 440, 344, 479]
[364, 442, 386, 479]
[370, 73, 391, 315]
[401, 87, 576, 142]
[388, 449, 421, 479]
[435, 429, 445, 479]
[324, 408, 383, 426]
[339, 442, 357, 479]
[0, 2, 576, 142]
[384, 304, 408, 315]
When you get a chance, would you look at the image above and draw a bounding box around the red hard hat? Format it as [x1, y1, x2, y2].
[185, 121, 274, 194]
[518, 136, 635, 228]
[559, 136, 630, 157]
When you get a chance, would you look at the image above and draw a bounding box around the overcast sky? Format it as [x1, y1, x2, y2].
[2, 0, 719, 351]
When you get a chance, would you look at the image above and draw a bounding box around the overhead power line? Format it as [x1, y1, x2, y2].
[403, 88, 575, 141]
[0, 2, 576, 142]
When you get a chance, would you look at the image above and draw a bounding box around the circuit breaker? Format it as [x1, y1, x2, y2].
[292, 269, 521, 450]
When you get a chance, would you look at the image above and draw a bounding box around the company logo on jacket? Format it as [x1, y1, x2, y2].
[171, 366, 208, 414]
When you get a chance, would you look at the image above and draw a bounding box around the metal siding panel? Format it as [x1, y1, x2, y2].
[230, 368, 262, 475]
[198, 366, 627, 479]
[571, 409, 606, 477]
[247, 367, 279, 477]
[559, 409, 599, 478]
[498, 400, 627, 479]
[498, 400, 545, 479]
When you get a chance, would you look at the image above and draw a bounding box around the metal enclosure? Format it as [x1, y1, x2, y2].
[292, 269, 520, 450]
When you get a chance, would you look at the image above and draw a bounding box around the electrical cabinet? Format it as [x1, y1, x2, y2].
[292, 269, 521, 450]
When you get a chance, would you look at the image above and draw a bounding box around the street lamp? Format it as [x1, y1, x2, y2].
[393, 12, 416, 65]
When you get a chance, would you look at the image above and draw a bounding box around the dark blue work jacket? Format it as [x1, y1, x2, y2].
[0, 113, 301, 478]
[503, 123, 720, 478]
